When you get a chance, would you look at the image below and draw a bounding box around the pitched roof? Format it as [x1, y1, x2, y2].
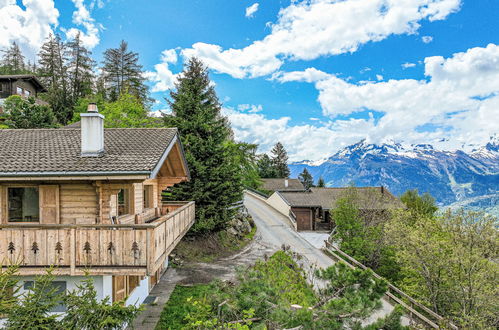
[0, 75, 47, 92]
[0, 128, 180, 176]
[261, 178, 305, 191]
[279, 187, 404, 210]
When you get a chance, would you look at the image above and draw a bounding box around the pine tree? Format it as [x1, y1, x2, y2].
[298, 168, 314, 189]
[66, 31, 95, 103]
[317, 176, 326, 187]
[257, 154, 277, 178]
[38, 34, 72, 124]
[1, 42, 26, 74]
[102, 40, 148, 104]
[271, 142, 290, 178]
[165, 57, 243, 234]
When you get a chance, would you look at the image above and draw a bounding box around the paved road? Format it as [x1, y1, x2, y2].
[244, 192, 407, 326]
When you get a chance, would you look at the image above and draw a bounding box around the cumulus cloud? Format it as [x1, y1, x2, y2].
[145, 49, 179, 92]
[274, 44, 499, 155]
[422, 35, 434, 43]
[238, 104, 263, 113]
[245, 3, 259, 18]
[0, 0, 59, 58]
[63, 0, 102, 49]
[183, 0, 461, 78]
[224, 107, 380, 161]
[376, 74, 384, 81]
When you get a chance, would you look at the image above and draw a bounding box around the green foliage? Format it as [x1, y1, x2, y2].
[317, 176, 326, 187]
[332, 188, 400, 282]
[102, 40, 149, 105]
[3, 95, 57, 128]
[159, 250, 402, 329]
[256, 154, 277, 178]
[72, 94, 162, 128]
[62, 277, 141, 329]
[164, 57, 243, 234]
[400, 189, 438, 217]
[385, 209, 499, 328]
[66, 31, 95, 104]
[0, 267, 141, 330]
[298, 168, 314, 190]
[0, 42, 30, 74]
[5, 269, 61, 329]
[270, 142, 290, 178]
[226, 141, 262, 189]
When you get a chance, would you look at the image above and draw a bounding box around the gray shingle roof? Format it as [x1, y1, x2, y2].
[261, 178, 305, 191]
[279, 187, 404, 210]
[0, 128, 178, 176]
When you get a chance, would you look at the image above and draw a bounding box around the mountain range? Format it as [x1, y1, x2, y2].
[289, 137, 499, 215]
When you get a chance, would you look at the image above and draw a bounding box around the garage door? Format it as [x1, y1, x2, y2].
[293, 208, 312, 231]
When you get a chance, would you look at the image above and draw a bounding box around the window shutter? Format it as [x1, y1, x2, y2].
[39, 185, 60, 224]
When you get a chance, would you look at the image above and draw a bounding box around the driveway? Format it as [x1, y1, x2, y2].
[244, 192, 408, 326]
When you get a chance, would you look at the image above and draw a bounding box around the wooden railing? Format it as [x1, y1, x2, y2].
[0, 201, 195, 276]
[324, 241, 458, 329]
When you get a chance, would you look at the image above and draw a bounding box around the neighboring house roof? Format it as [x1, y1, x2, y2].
[261, 178, 305, 191]
[278, 187, 404, 210]
[0, 128, 186, 177]
[0, 75, 47, 93]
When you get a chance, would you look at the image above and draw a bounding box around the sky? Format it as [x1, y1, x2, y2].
[1, 0, 498, 161]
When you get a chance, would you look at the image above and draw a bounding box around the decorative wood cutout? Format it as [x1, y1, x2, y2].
[55, 242, 63, 254]
[131, 242, 139, 258]
[83, 242, 91, 254]
[8, 242, 15, 254]
[107, 242, 115, 254]
[31, 242, 39, 254]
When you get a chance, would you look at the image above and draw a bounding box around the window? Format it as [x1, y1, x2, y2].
[143, 185, 153, 209]
[16, 86, 23, 95]
[24, 281, 66, 312]
[8, 187, 39, 222]
[117, 188, 130, 216]
[24, 89, 31, 97]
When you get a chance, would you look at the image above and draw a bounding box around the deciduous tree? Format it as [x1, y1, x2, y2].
[3, 95, 57, 129]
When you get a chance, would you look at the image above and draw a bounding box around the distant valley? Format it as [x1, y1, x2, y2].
[289, 137, 499, 215]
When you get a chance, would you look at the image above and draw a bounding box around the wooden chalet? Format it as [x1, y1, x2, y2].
[260, 178, 305, 193]
[0, 104, 194, 304]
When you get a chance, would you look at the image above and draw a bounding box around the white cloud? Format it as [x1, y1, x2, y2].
[183, 0, 461, 78]
[376, 74, 384, 81]
[63, 0, 102, 49]
[274, 44, 499, 155]
[224, 107, 379, 161]
[238, 104, 263, 113]
[145, 49, 179, 92]
[245, 3, 259, 18]
[402, 62, 417, 69]
[422, 35, 433, 43]
[0, 0, 59, 58]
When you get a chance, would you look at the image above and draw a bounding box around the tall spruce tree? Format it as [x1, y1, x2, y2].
[66, 32, 95, 103]
[102, 40, 148, 104]
[317, 176, 326, 187]
[271, 142, 290, 178]
[38, 34, 73, 124]
[1, 42, 26, 74]
[298, 168, 314, 189]
[165, 57, 243, 234]
[257, 154, 277, 178]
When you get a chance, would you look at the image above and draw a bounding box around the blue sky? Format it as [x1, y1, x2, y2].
[1, 0, 498, 160]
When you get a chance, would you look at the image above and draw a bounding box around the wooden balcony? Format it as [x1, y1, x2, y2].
[0, 201, 195, 276]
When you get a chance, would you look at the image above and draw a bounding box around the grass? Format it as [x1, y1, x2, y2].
[172, 223, 257, 263]
[155, 284, 212, 330]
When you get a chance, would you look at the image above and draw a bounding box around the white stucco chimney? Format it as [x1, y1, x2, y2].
[80, 103, 104, 157]
[285, 179, 289, 188]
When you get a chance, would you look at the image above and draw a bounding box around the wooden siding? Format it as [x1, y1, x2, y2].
[0, 201, 195, 276]
[292, 207, 313, 231]
[59, 184, 98, 224]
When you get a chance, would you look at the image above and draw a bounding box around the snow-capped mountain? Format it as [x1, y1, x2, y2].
[290, 137, 499, 213]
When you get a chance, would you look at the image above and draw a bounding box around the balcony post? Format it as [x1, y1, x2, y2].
[70, 227, 76, 275]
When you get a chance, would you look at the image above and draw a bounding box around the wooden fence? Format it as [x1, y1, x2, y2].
[324, 241, 458, 330]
